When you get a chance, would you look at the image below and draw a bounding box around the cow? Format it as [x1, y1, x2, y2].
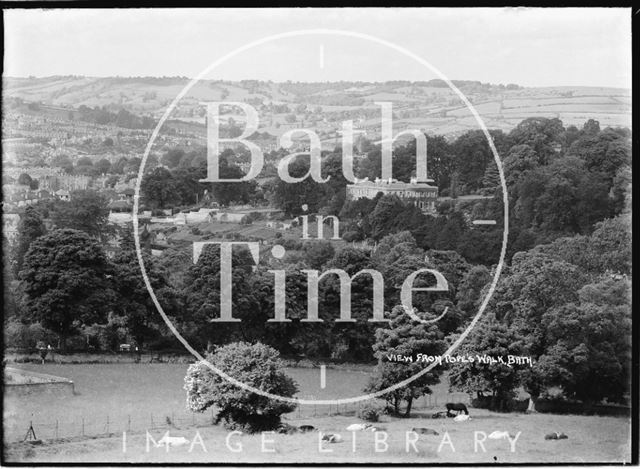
[545, 432, 568, 440]
[446, 402, 469, 417]
[298, 425, 316, 433]
[322, 433, 343, 443]
[276, 423, 298, 434]
[157, 435, 190, 447]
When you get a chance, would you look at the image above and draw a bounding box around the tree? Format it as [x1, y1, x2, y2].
[209, 151, 258, 207]
[449, 313, 524, 411]
[184, 342, 298, 432]
[537, 278, 631, 406]
[111, 231, 180, 347]
[51, 190, 111, 241]
[455, 265, 491, 319]
[141, 167, 181, 209]
[532, 214, 631, 276]
[451, 129, 508, 192]
[508, 117, 564, 164]
[272, 155, 328, 216]
[182, 243, 262, 349]
[566, 128, 630, 181]
[162, 148, 185, 168]
[95, 158, 112, 175]
[77, 156, 93, 167]
[113, 157, 128, 174]
[365, 305, 447, 417]
[302, 240, 335, 270]
[171, 166, 208, 206]
[17, 173, 33, 187]
[19, 229, 114, 350]
[13, 206, 46, 276]
[369, 195, 405, 241]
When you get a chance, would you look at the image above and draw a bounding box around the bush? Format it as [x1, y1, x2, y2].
[184, 342, 298, 433]
[357, 402, 381, 422]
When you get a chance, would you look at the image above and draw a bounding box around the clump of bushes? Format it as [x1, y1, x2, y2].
[184, 342, 298, 433]
[357, 402, 382, 422]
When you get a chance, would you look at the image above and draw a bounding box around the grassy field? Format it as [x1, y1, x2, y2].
[5, 410, 631, 463]
[3, 363, 631, 463]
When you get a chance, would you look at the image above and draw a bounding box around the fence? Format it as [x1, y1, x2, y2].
[286, 392, 470, 420]
[6, 392, 470, 444]
[5, 410, 216, 444]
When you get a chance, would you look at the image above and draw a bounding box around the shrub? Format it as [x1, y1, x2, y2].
[357, 402, 381, 422]
[184, 342, 298, 433]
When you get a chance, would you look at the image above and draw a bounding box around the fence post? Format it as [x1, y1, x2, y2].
[314, 404, 317, 417]
[172, 412, 175, 426]
[81, 417, 85, 437]
[128, 415, 131, 432]
[150, 413, 154, 428]
[106, 415, 110, 434]
[55, 420, 59, 439]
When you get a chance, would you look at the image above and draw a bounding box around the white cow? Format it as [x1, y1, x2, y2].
[157, 434, 190, 447]
[346, 423, 371, 431]
[453, 414, 471, 422]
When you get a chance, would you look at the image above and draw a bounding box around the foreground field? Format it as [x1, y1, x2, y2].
[5, 410, 630, 464]
[3, 363, 631, 463]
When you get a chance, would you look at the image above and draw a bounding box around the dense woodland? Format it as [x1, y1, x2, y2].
[4, 117, 631, 410]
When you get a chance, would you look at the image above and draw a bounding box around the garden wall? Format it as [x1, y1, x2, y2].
[4, 367, 75, 398]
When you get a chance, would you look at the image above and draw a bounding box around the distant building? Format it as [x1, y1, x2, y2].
[346, 177, 438, 214]
[55, 189, 70, 201]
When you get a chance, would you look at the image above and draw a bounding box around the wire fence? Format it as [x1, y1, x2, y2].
[6, 392, 470, 444]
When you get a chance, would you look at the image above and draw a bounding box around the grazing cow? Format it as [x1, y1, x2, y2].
[488, 431, 511, 440]
[446, 403, 469, 416]
[157, 435, 190, 447]
[346, 423, 372, 431]
[412, 427, 439, 436]
[276, 423, 298, 434]
[367, 426, 386, 432]
[322, 433, 343, 443]
[298, 425, 315, 433]
[545, 432, 568, 440]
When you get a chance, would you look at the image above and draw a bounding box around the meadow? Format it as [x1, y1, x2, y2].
[3, 363, 631, 463]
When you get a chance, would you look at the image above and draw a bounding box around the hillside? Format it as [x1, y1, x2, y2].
[3, 76, 631, 138]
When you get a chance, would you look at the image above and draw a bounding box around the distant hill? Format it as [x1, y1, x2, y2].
[3, 76, 631, 137]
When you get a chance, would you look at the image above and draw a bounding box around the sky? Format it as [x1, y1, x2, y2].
[2, 8, 632, 88]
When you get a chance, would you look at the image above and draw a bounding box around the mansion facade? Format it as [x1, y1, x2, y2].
[346, 177, 439, 214]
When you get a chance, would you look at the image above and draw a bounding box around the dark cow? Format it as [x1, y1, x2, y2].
[545, 432, 568, 440]
[298, 425, 316, 433]
[446, 403, 469, 417]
